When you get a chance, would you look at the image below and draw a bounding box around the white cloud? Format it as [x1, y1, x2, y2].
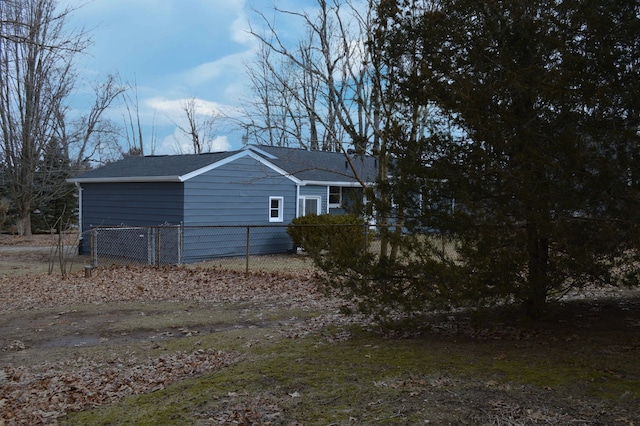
[147, 97, 224, 117]
[145, 96, 242, 128]
[230, 5, 255, 45]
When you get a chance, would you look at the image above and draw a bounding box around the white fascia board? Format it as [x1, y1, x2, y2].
[179, 150, 302, 184]
[66, 176, 182, 184]
[300, 180, 372, 187]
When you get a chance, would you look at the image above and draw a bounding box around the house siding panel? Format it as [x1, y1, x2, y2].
[183, 157, 296, 225]
[181, 156, 296, 262]
[80, 182, 184, 253]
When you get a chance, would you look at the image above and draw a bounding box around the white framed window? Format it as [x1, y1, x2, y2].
[298, 196, 321, 217]
[269, 196, 284, 222]
[328, 186, 342, 207]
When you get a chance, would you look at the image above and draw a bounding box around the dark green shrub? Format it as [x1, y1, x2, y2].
[287, 214, 367, 260]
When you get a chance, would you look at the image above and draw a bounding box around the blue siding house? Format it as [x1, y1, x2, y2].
[68, 145, 377, 263]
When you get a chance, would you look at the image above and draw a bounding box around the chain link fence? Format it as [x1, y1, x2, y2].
[88, 224, 457, 273]
[89, 225, 303, 272]
[89, 226, 183, 265]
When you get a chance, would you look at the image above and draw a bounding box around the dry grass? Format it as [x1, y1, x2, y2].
[0, 233, 88, 277]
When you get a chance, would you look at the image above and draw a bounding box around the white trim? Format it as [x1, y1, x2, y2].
[269, 196, 284, 222]
[178, 150, 303, 183]
[180, 150, 256, 181]
[249, 152, 303, 184]
[243, 145, 278, 159]
[328, 185, 342, 208]
[326, 186, 331, 213]
[300, 180, 371, 187]
[70, 176, 370, 186]
[67, 176, 182, 184]
[76, 183, 83, 237]
[298, 196, 322, 217]
[295, 184, 301, 217]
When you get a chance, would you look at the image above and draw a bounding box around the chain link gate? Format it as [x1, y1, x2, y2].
[91, 225, 183, 266]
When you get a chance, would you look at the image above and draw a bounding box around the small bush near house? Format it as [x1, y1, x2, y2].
[287, 214, 367, 261]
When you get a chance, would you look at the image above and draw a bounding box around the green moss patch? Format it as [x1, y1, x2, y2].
[63, 312, 640, 425]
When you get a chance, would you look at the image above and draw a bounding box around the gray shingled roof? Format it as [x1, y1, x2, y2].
[68, 145, 378, 184]
[252, 145, 378, 183]
[69, 151, 237, 182]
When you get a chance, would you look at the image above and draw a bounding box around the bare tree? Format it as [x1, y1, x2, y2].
[171, 97, 219, 154]
[121, 79, 146, 157]
[298, 30, 323, 150]
[59, 73, 126, 167]
[245, 0, 380, 155]
[244, 0, 409, 261]
[0, 0, 90, 235]
[241, 41, 301, 148]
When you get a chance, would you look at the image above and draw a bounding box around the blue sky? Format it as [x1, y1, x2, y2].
[63, 0, 318, 155]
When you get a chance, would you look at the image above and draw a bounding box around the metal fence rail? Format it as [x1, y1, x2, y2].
[90, 224, 298, 270]
[89, 224, 457, 273]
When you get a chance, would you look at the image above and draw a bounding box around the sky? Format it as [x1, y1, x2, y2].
[62, 0, 318, 156]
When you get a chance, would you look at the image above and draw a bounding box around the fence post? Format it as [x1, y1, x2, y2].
[156, 227, 162, 266]
[178, 224, 183, 264]
[245, 226, 250, 273]
[91, 228, 97, 267]
[364, 222, 368, 253]
[147, 228, 153, 265]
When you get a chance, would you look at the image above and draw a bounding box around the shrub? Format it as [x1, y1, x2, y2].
[287, 214, 367, 260]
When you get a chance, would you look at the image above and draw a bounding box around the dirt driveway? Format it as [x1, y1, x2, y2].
[0, 264, 330, 352]
[0, 234, 330, 365]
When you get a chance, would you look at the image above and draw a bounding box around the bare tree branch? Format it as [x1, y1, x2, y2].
[0, 0, 91, 235]
[170, 97, 219, 154]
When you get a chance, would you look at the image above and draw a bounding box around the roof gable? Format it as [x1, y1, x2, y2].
[245, 145, 378, 185]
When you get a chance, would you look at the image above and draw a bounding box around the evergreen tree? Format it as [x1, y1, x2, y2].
[315, 0, 640, 320]
[32, 138, 76, 233]
[375, 0, 640, 317]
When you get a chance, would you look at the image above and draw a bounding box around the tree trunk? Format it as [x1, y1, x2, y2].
[16, 211, 32, 236]
[525, 222, 549, 318]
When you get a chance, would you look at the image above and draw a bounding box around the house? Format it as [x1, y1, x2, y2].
[67, 145, 378, 263]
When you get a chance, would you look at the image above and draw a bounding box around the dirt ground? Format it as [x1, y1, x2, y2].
[0, 241, 347, 424]
[1, 235, 639, 424]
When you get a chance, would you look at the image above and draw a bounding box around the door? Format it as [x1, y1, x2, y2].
[298, 196, 321, 216]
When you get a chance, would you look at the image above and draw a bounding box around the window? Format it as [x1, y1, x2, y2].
[269, 196, 284, 222]
[298, 196, 321, 216]
[329, 186, 342, 206]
